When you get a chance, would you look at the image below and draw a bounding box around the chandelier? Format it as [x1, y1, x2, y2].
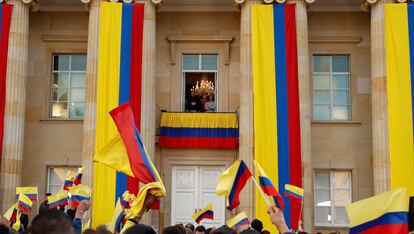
[191, 77, 215, 97]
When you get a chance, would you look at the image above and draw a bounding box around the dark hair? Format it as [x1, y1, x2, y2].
[211, 225, 236, 234]
[82, 229, 96, 234]
[251, 219, 263, 232]
[261, 231, 270, 234]
[46, 193, 52, 196]
[185, 223, 195, 232]
[124, 224, 156, 234]
[174, 224, 187, 234]
[239, 229, 260, 234]
[206, 228, 213, 234]
[163, 226, 185, 234]
[195, 226, 206, 232]
[31, 209, 74, 234]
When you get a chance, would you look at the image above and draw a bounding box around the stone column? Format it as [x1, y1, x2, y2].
[0, 0, 30, 211]
[237, 0, 261, 219]
[81, 0, 101, 188]
[370, 0, 392, 194]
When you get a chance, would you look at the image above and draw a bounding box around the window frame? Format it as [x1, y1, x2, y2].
[314, 170, 352, 227]
[46, 166, 79, 194]
[49, 53, 87, 119]
[181, 54, 219, 112]
[312, 55, 351, 121]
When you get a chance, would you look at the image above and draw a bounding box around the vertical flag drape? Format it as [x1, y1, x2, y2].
[92, 2, 144, 226]
[252, 4, 302, 232]
[384, 3, 414, 201]
[0, 4, 13, 163]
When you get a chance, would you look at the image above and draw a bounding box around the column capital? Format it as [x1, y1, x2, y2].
[2, 0, 39, 11]
[234, 0, 315, 5]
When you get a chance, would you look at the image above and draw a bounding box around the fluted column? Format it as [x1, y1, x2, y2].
[0, 0, 30, 211]
[81, 0, 101, 189]
[370, 0, 392, 194]
[238, 0, 261, 219]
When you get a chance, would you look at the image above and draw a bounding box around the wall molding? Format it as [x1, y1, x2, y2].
[309, 36, 362, 44]
[41, 35, 88, 43]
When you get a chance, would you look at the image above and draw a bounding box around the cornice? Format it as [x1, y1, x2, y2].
[234, 0, 316, 4]
[81, 0, 161, 4]
[0, 0, 39, 11]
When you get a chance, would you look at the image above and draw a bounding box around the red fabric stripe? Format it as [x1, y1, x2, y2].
[357, 224, 408, 234]
[159, 136, 239, 148]
[127, 3, 145, 195]
[285, 4, 302, 231]
[0, 4, 12, 165]
[227, 167, 252, 210]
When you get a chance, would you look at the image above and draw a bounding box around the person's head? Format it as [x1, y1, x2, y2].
[82, 229, 96, 234]
[163, 226, 185, 234]
[261, 230, 270, 234]
[31, 209, 74, 234]
[205, 228, 213, 234]
[251, 219, 263, 232]
[123, 224, 156, 234]
[20, 213, 29, 230]
[239, 229, 260, 234]
[210, 225, 236, 234]
[185, 223, 195, 232]
[174, 224, 187, 234]
[195, 226, 206, 234]
[45, 193, 52, 203]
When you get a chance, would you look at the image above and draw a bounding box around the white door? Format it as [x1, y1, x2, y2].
[171, 165, 225, 228]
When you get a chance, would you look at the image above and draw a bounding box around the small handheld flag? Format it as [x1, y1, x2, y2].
[192, 203, 214, 224]
[15, 187, 38, 201]
[12, 213, 21, 232]
[284, 184, 304, 200]
[47, 190, 69, 209]
[108, 199, 126, 233]
[226, 212, 250, 228]
[73, 167, 84, 185]
[346, 187, 409, 234]
[254, 161, 284, 210]
[69, 184, 91, 207]
[17, 193, 33, 213]
[3, 203, 17, 224]
[216, 160, 252, 210]
[63, 171, 74, 191]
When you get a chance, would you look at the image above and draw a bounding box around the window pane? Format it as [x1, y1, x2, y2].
[315, 172, 330, 189]
[70, 88, 85, 102]
[314, 91, 330, 104]
[335, 189, 351, 206]
[315, 207, 331, 225]
[334, 171, 351, 189]
[315, 189, 331, 207]
[51, 102, 68, 118]
[334, 207, 349, 225]
[70, 102, 84, 117]
[201, 55, 217, 70]
[333, 91, 349, 105]
[313, 74, 330, 90]
[53, 73, 70, 88]
[71, 73, 86, 88]
[313, 105, 331, 120]
[52, 87, 68, 102]
[53, 55, 70, 71]
[314, 56, 330, 72]
[332, 56, 349, 73]
[332, 106, 349, 120]
[71, 55, 87, 71]
[333, 74, 349, 89]
[49, 168, 66, 184]
[183, 55, 199, 70]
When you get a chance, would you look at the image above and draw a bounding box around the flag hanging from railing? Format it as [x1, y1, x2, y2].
[0, 4, 13, 164]
[92, 2, 144, 226]
[252, 4, 302, 232]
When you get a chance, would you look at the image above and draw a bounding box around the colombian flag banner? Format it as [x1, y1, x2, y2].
[159, 112, 239, 148]
[346, 188, 408, 234]
[384, 3, 414, 201]
[0, 4, 12, 164]
[226, 211, 250, 228]
[192, 203, 214, 224]
[252, 4, 302, 232]
[15, 187, 38, 201]
[92, 2, 144, 226]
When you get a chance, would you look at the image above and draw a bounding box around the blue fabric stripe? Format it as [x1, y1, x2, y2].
[196, 210, 214, 223]
[235, 218, 250, 227]
[259, 176, 274, 187]
[228, 161, 248, 208]
[159, 127, 239, 138]
[48, 198, 68, 208]
[116, 3, 133, 202]
[115, 210, 126, 232]
[134, 122, 157, 181]
[349, 212, 408, 234]
[408, 3, 414, 131]
[71, 195, 90, 202]
[273, 4, 291, 228]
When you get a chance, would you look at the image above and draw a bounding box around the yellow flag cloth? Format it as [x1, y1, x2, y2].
[227, 211, 250, 228]
[108, 199, 125, 232]
[3, 203, 17, 223]
[12, 213, 21, 231]
[15, 187, 38, 201]
[17, 193, 33, 213]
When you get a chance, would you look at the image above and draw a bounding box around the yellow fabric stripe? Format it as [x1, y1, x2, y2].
[92, 2, 122, 227]
[160, 113, 238, 128]
[252, 5, 278, 234]
[385, 3, 414, 199]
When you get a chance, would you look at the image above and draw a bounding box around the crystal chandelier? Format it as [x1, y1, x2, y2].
[191, 76, 215, 97]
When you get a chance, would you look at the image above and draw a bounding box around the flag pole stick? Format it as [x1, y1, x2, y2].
[297, 195, 304, 231]
[251, 176, 271, 206]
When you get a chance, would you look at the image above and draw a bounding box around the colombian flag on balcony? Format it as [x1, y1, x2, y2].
[192, 203, 214, 224]
[384, 3, 414, 205]
[0, 4, 12, 164]
[159, 112, 239, 149]
[252, 4, 303, 232]
[346, 188, 409, 234]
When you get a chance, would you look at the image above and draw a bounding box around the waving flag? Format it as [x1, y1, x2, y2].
[17, 193, 32, 213]
[192, 203, 214, 224]
[69, 184, 91, 207]
[63, 171, 74, 191]
[15, 187, 38, 201]
[73, 167, 84, 185]
[254, 161, 284, 210]
[108, 199, 125, 233]
[12, 213, 21, 232]
[346, 188, 408, 234]
[227, 212, 250, 228]
[47, 190, 69, 209]
[3, 203, 17, 224]
[216, 160, 252, 210]
[284, 184, 303, 200]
